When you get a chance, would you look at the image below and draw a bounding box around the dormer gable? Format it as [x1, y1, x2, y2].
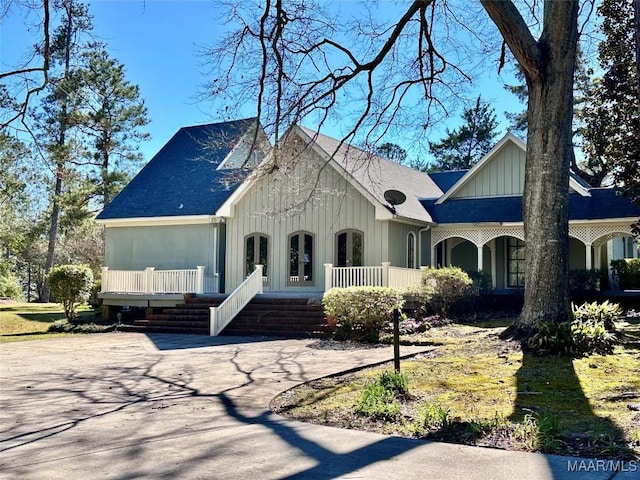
[435, 132, 590, 204]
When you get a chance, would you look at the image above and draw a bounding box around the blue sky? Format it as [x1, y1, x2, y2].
[1, 0, 521, 163]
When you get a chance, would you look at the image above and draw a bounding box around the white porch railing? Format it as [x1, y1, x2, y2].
[101, 266, 212, 294]
[210, 265, 263, 336]
[324, 262, 423, 291]
[388, 266, 423, 290]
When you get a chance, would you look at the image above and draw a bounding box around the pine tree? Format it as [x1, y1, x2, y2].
[78, 49, 150, 207]
[428, 97, 499, 171]
[583, 0, 640, 218]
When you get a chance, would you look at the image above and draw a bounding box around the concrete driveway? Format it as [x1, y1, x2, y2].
[0, 333, 635, 480]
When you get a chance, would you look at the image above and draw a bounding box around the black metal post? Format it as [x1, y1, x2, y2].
[393, 308, 400, 372]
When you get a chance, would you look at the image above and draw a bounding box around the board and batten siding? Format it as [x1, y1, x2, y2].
[225, 144, 394, 292]
[451, 142, 526, 199]
[387, 222, 421, 268]
[104, 223, 219, 275]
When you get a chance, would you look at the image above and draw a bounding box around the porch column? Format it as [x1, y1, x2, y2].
[489, 240, 497, 288]
[585, 243, 593, 270]
[431, 244, 437, 267]
[212, 223, 219, 291]
[324, 263, 333, 291]
[594, 245, 602, 271]
[446, 240, 452, 267]
[477, 245, 484, 272]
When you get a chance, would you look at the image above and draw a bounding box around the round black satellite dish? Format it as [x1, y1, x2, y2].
[384, 189, 407, 206]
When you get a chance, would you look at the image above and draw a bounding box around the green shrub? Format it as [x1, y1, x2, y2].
[355, 383, 400, 420]
[323, 287, 403, 342]
[414, 402, 451, 432]
[420, 267, 473, 316]
[513, 410, 561, 453]
[355, 370, 408, 420]
[528, 301, 621, 356]
[467, 270, 493, 296]
[48, 319, 117, 333]
[47, 264, 94, 322]
[572, 300, 621, 332]
[610, 259, 640, 290]
[570, 318, 616, 355]
[89, 279, 102, 307]
[528, 321, 574, 355]
[377, 369, 409, 395]
[0, 269, 23, 300]
[568, 269, 601, 293]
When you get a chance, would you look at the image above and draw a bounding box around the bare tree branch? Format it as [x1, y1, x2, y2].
[1, 0, 50, 130]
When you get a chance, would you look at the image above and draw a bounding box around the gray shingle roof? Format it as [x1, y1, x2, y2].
[97, 118, 258, 220]
[421, 189, 640, 224]
[297, 126, 444, 222]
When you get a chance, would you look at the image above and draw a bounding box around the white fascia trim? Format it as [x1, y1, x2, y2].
[569, 217, 638, 225]
[97, 215, 223, 227]
[569, 176, 591, 197]
[436, 133, 524, 205]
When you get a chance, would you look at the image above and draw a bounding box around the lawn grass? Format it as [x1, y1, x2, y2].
[273, 317, 640, 459]
[0, 302, 94, 343]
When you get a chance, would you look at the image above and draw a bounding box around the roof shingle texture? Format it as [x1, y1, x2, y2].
[97, 119, 257, 220]
[297, 126, 444, 222]
[421, 189, 640, 224]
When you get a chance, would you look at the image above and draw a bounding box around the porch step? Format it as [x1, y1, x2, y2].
[130, 294, 331, 337]
[221, 297, 330, 338]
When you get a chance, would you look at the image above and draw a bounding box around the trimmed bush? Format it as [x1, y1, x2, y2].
[420, 267, 473, 316]
[323, 287, 404, 342]
[47, 264, 94, 322]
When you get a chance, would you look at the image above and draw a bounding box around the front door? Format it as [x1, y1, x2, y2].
[288, 231, 314, 286]
[336, 229, 363, 267]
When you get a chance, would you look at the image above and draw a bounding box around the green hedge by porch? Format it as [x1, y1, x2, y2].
[610, 259, 640, 290]
[323, 287, 404, 343]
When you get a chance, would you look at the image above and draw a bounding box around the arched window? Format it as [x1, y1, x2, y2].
[335, 229, 364, 267]
[245, 233, 269, 283]
[407, 232, 416, 269]
[288, 231, 314, 286]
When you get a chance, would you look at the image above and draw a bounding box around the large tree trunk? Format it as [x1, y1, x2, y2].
[482, 1, 579, 339]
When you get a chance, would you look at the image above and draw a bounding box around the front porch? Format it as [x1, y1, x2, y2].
[430, 222, 638, 290]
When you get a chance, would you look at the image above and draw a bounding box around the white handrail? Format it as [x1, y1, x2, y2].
[210, 265, 263, 336]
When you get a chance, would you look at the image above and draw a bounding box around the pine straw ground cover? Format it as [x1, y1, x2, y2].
[272, 315, 640, 460]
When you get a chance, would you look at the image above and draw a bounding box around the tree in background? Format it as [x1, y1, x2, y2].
[1, 0, 149, 301]
[426, 96, 499, 171]
[375, 143, 408, 164]
[35, 0, 95, 302]
[78, 49, 149, 208]
[503, 49, 604, 186]
[583, 0, 640, 218]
